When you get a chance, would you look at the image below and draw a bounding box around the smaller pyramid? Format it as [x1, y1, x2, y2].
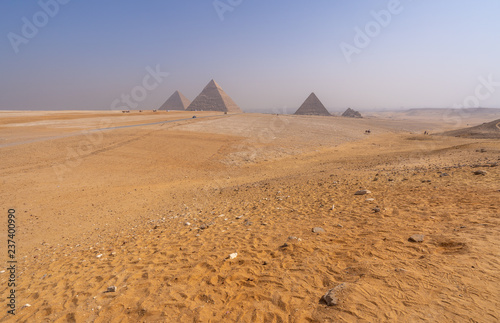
[159, 91, 191, 110]
[186, 79, 242, 113]
[342, 108, 362, 118]
[294, 93, 331, 116]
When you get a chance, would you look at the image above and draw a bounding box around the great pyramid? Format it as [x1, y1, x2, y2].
[186, 79, 242, 113]
[342, 108, 362, 118]
[294, 93, 331, 116]
[159, 91, 191, 110]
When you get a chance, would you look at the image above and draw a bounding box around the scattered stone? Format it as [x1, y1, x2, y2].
[331, 205, 335, 210]
[235, 215, 244, 219]
[394, 268, 406, 273]
[279, 243, 289, 249]
[474, 170, 487, 176]
[184, 222, 191, 226]
[372, 207, 381, 213]
[408, 234, 425, 243]
[96, 254, 103, 258]
[227, 253, 238, 260]
[199, 224, 208, 230]
[21, 304, 31, 309]
[312, 227, 325, 233]
[365, 198, 375, 202]
[336, 224, 343, 228]
[421, 180, 431, 183]
[288, 236, 298, 240]
[105, 286, 117, 293]
[355, 190, 371, 195]
[440, 173, 449, 177]
[321, 283, 348, 306]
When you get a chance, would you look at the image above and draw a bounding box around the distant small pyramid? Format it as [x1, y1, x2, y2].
[159, 91, 191, 110]
[186, 79, 242, 113]
[294, 93, 331, 116]
[342, 108, 362, 118]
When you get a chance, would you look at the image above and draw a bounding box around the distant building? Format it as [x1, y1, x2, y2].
[186, 79, 242, 113]
[159, 91, 191, 110]
[294, 93, 331, 116]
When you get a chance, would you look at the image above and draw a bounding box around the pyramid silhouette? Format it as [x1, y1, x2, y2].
[159, 91, 191, 110]
[342, 108, 362, 118]
[186, 79, 242, 113]
[294, 93, 331, 116]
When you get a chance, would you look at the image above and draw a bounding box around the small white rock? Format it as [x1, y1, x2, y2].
[96, 254, 103, 258]
[228, 253, 238, 260]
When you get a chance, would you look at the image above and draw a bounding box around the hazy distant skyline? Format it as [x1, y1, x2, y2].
[1, 0, 500, 112]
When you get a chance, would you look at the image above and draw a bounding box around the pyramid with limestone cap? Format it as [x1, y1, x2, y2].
[294, 93, 331, 116]
[186, 79, 242, 113]
[159, 90, 191, 110]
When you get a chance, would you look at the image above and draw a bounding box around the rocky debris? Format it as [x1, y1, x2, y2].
[244, 219, 253, 226]
[21, 304, 31, 309]
[105, 286, 117, 293]
[199, 223, 209, 230]
[439, 173, 450, 177]
[279, 243, 289, 249]
[365, 198, 375, 202]
[476, 148, 487, 153]
[227, 253, 238, 260]
[184, 222, 191, 226]
[355, 190, 371, 195]
[421, 180, 431, 183]
[474, 170, 487, 176]
[321, 283, 348, 306]
[312, 227, 325, 233]
[408, 234, 425, 243]
[372, 207, 381, 213]
[342, 108, 362, 118]
[235, 215, 244, 219]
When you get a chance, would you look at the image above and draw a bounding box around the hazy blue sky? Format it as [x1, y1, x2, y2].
[1, 0, 499, 112]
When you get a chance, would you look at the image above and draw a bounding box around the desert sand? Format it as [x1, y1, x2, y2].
[0, 110, 499, 322]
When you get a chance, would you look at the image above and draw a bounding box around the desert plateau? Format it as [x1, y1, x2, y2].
[0, 110, 499, 322]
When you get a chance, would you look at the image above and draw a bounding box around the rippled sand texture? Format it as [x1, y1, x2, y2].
[0, 111, 499, 322]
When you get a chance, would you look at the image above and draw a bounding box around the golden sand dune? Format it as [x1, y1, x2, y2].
[0, 111, 499, 322]
[439, 118, 500, 139]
